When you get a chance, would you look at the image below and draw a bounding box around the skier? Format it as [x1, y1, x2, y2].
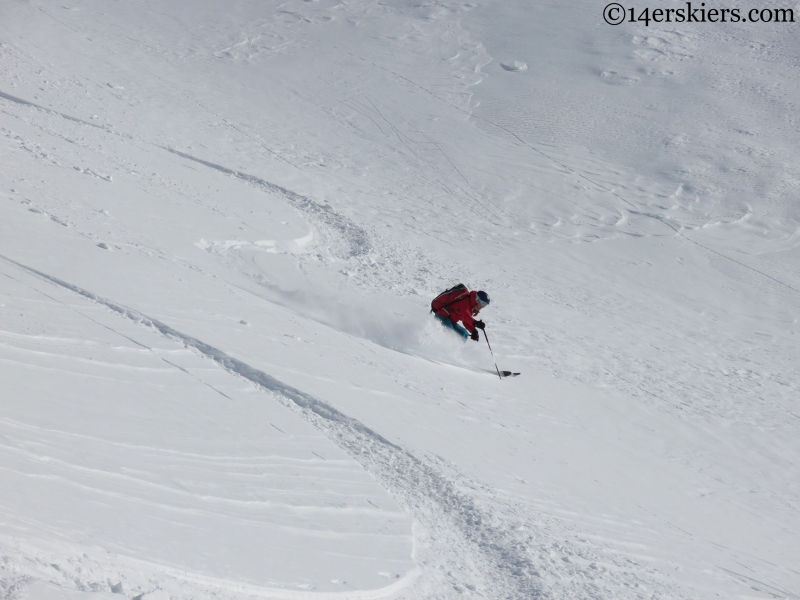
[430, 284, 490, 341]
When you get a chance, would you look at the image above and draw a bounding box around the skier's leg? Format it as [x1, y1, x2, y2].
[434, 314, 453, 330]
[452, 322, 470, 340]
[435, 314, 470, 340]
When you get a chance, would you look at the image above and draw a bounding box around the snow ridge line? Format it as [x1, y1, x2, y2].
[0, 254, 545, 599]
[164, 147, 370, 259]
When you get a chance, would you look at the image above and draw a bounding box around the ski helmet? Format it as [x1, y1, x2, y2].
[476, 291, 490, 307]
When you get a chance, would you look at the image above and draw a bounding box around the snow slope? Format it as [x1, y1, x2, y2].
[1, 0, 799, 598]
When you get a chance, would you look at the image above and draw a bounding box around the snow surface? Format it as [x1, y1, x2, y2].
[1, 0, 799, 598]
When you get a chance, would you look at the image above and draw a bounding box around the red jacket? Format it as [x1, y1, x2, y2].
[434, 290, 480, 333]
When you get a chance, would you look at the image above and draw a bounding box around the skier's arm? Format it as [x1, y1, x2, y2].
[461, 312, 475, 332]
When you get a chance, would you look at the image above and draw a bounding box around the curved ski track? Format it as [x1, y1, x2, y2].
[164, 147, 371, 260]
[0, 89, 370, 262]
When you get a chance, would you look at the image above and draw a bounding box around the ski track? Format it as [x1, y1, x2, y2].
[0, 89, 368, 264]
[164, 148, 371, 261]
[0, 87, 449, 297]
[0, 254, 677, 599]
[0, 89, 107, 130]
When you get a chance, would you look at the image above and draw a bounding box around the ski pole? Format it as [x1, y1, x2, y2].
[482, 329, 503, 380]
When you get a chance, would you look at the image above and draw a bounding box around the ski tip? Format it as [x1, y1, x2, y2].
[500, 371, 521, 378]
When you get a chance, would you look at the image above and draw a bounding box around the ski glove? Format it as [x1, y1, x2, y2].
[470, 330, 480, 342]
[473, 320, 485, 330]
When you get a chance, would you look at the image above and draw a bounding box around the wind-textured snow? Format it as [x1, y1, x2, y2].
[1, 1, 799, 599]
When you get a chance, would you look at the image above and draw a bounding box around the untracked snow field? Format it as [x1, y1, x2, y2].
[1, 1, 799, 599]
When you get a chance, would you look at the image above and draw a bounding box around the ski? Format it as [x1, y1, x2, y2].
[482, 330, 518, 379]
